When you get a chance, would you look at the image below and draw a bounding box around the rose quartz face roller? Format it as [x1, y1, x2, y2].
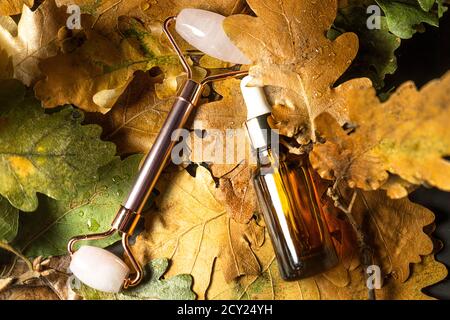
[68, 8, 250, 293]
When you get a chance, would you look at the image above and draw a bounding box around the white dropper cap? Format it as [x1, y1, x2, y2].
[241, 76, 273, 150]
[240, 76, 272, 120]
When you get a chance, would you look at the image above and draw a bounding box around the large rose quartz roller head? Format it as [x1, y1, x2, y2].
[70, 246, 130, 293]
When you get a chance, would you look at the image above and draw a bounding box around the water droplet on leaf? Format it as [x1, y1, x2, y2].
[313, 91, 323, 98]
[87, 218, 100, 231]
[112, 175, 122, 183]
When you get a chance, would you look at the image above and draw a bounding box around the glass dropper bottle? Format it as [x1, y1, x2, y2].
[242, 76, 338, 280]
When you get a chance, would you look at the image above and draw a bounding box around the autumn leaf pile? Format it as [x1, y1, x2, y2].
[0, 0, 449, 300]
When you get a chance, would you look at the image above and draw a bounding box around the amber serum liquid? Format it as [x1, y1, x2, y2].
[253, 150, 338, 280]
[241, 76, 338, 280]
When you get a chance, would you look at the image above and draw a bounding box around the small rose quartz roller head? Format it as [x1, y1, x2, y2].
[67, 8, 249, 293]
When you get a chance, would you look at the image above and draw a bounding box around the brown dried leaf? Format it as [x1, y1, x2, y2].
[193, 79, 247, 133]
[0, 285, 59, 300]
[36, 29, 134, 113]
[214, 164, 258, 224]
[224, 0, 372, 142]
[190, 78, 257, 223]
[0, 255, 70, 300]
[310, 72, 450, 198]
[140, 0, 247, 21]
[132, 166, 265, 299]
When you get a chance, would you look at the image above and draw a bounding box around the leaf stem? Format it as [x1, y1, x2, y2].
[328, 182, 376, 300]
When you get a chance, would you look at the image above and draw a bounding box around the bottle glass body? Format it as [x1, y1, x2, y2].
[253, 149, 338, 280]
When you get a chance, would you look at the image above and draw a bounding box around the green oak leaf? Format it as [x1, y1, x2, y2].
[330, 5, 401, 90]
[417, 0, 447, 16]
[437, 0, 448, 17]
[0, 79, 116, 212]
[0, 196, 18, 243]
[376, 0, 439, 39]
[418, 0, 436, 11]
[14, 155, 143, 257]
[75, 258, 196, 300]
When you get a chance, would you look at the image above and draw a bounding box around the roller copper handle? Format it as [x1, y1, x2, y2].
[122, 80, 202, 215]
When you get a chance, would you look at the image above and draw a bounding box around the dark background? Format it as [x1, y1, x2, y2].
[386, 12, 450, 299]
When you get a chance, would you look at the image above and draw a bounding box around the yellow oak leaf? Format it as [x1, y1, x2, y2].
[55, 0, 247, 28]
[347, 189, 435, 283]
[224, 0, 372, 142]
[377, 254, 448, 300]
[85, 72, 174, 153]
[35, 16, 184, 113]
[189, 78, 257, 223]
[132, 166, 265, 299]
[0, 0, 33, 16]
[310, 72, 450, 198]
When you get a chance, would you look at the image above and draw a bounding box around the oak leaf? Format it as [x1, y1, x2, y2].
[329, 5, 401, 90]
[85, 72, 174, 154]
[35, 16, 185, 113]
[0, 0, 34, 16]
[0, 285, 59, 300]
[377, 253, 448, 300]
[0, 196, 18, 243]
[190, 78, 256, 223]
[0, 255, 71, 300]
[345, 189, 435, 282]
[310, 72, 450, 198]
[218, 254, 446, 300]
[0, 0, 67, 86]
[224, 0, 372, 142]
[55, 0, 247, 30]
[0, 80, 116, 212]
[375, 0, 442, 39]
[14, 155, 143, 257]
[132, 166, 265, 299]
